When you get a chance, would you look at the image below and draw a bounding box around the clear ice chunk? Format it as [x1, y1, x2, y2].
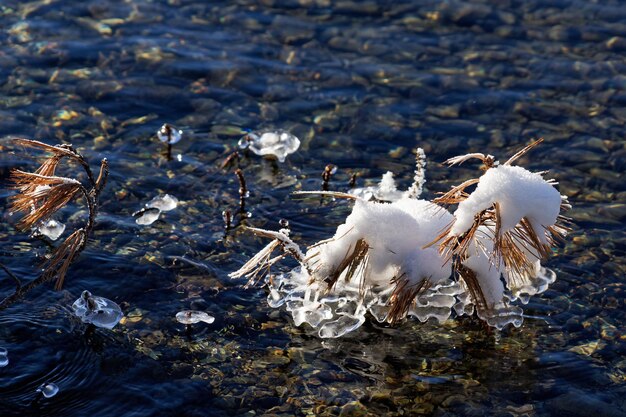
[146, 194, 178, 212]
[318, 314, 365, 339]
[37, 382, 59, 399]
[157, 124, 183, 144]
[238, 131, 300, 163]
[36, 219, 65, 241]
[134, 207, 161, 226]
[408, 305, 452, 324]
[267, 288, 286, 308]
[0, 347, 8, 367]
[304, 306, 333, 328]
[368, 305, 389, 323]
[478, 304, 524, 330]
[72, 290, 123, 329]
[510, 267, 557, 303]
[175, 310, 215, 325]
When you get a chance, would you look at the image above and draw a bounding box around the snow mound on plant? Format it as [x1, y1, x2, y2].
[451, 165, 562, 241]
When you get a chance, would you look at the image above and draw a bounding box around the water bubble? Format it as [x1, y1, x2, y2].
[72, 290, 123, 329]
[0, 347, 8, 367]
[133, 207, 161, 226]
[146, 194, 178, 212]
[37, 382, 59, 399]
[157, 123, 182, 144]
[36, 219, 65, 241]
[238, 131, 300, 163]
[175, 310, 215, 325]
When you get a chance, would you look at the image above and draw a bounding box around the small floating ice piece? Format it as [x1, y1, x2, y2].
[72, 290, 123, 329]
[146, 194, 178, 212]
[238, 131, 300, 163]
[175, 310, 215, 325]
[134, 207, 161, 226]
[37, 382, 59, 399]
[0, 347, 8, 367]
[157, 123, 183, 144]
[37, 219, 65, 241]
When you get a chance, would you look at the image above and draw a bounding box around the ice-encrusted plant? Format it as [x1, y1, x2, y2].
[0, 139, 108, 309]
[230, 141, 570, 338]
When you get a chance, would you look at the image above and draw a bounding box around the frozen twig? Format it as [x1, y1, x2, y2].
[405, 147, 427, 199]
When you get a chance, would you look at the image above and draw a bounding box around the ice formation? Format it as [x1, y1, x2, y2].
[350, 171, 404, 202]
[146, 194, 178, 212]
[157, 124, 183, 144]
[0, 347, 8, 367]
[134, 194, 178, 225]
[37, 382, 59, 399]
[35, 219, 65, 241]
[134, 207, 161, 225]
[71, 290, 123, 329]
[351, 149, 427, 202]
[238, 131, 300, 163]
[450, 165, 562, 239]
[175, 310, 215, 325]
[230, 141, 569, 337]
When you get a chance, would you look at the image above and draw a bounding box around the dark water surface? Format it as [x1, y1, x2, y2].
[0, 0, 625, 416]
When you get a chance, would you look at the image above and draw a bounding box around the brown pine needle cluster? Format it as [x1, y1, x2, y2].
[3, 138, 108, 297]
[10, 171, 81, 231]
[42, 229, 86, 290]
[229, 226, 309, 287]
[387, 275, 430, 324]
[430, 139, 571, 314]
[311, 238, 370, 293]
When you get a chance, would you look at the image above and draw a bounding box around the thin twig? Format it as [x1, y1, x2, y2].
[321, 164, 335, 191]
[348, 172, 357, 189]
[221, 151, 240, 170]
[235, 169, 247, 213]
[405, 147, 427, 199]
[222, 210, 232, 230]
[292, 190, 359, 200]
[0, 262, 21, 291]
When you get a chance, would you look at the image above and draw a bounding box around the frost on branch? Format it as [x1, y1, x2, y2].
[230, 141, 570, 337]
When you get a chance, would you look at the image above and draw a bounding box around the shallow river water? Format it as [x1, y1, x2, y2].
[0, 0, 625, 416]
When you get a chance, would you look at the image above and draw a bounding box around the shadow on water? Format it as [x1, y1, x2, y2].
[0, 0, 625, 415]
